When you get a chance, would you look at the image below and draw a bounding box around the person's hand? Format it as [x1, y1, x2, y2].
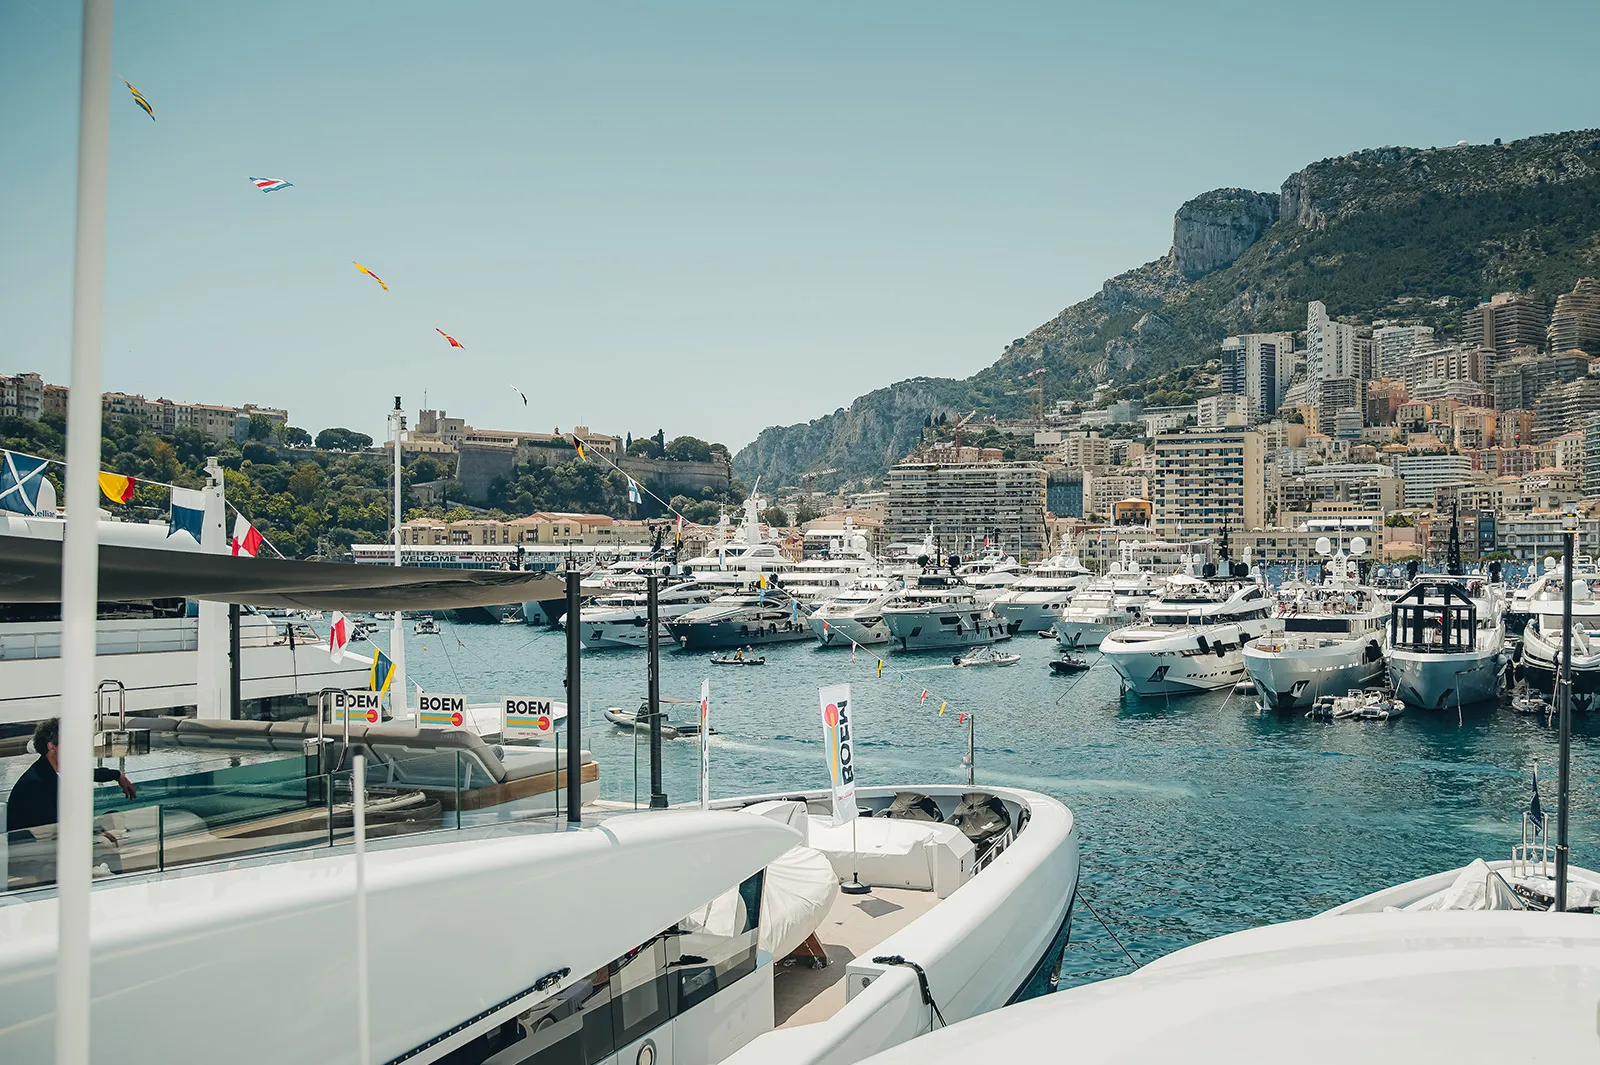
[98, 829, 122, 850]
[118, 772, 137, 800]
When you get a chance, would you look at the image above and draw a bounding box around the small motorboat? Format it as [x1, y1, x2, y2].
[711, 647, 766, 666]
[955, 646, 1022, 668]
[603, 703, 718, 740]
[1037, 629, 1058, 640]
[1309, 689, 1402, 721]
[499, 610, 524, 625]
[1511, 693, 1554, 717]
[1049, 655, 1091, 675]
[414, 615, 441, 636]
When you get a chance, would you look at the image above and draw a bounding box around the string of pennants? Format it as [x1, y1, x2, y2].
[817, 620, 979, 726]
[0, 447, 279, 558]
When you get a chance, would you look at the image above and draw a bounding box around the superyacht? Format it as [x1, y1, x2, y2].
[1243, 535, 1390, 710]
[677, 492, 795, 585]
[1387, 575, 1510, 710]
[1053, 542, 1163, 649]
[807, 575, 905, 647]
[882, 571, 1012, 652]
[665, 584, 815, 649]
[1100, 547, 1280, 696]
[990, 537, 1094, 633]
[1515, 556, 1600, 712]
[956, 547, 1025, 605]
[779, 522, 882, 604]
[573, 579, 722, 650]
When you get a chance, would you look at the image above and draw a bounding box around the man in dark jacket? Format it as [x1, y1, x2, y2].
[7, 717, 136, 837]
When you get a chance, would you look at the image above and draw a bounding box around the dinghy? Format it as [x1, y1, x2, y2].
[955, 645, 1021, 667]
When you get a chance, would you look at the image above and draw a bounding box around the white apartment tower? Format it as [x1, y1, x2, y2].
[1305, 301, 1360, 406]
[1219, 332, 1295, 419]
[1372, 324, 1435, 379]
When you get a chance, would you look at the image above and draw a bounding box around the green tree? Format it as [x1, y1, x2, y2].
[760, 505, 790, 527]
[247, 413, 274, 441]
[283, 426, 313, 448]
[288, 461, 324, 504]
[664, 436, 714, 463]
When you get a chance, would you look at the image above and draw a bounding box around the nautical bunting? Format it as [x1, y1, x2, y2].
[231, 514, 263, 557]
[0, 451, 52, 515]
[124, 80, 155, 120]
[352, 262, 389, 291]
[370, 649, 396, 694]
[98, 472, 135, 504]
[436, 328, 464, 348]
[327, 612, 350, 664]
[168, 486, 205, 543]
[570, 434, 586, 461]
[250, 177, 293, 193]
[627, 477, 642, 505]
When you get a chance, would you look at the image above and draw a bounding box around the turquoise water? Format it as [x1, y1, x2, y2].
[386, 619, 1600, 989]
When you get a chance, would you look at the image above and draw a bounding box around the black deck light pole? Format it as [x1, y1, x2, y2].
[1557, 509, 1576, 910]
[565, 566, 583, 825]
[228, 603, 241, 719]
[647, 573, 667, 809]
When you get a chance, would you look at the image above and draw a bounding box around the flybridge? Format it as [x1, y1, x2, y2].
[349, 543, 653, 569]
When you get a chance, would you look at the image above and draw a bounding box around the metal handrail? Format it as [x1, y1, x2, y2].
[95, 680, 127, 734]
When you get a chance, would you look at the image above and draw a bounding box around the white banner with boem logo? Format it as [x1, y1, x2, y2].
[818, 683, 857, 825]
[417, 693, 468, 730]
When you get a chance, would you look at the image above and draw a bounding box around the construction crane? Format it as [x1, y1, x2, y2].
[951, 410, 977, 456]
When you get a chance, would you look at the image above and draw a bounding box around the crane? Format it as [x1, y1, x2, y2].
[951, 410, 978, 457]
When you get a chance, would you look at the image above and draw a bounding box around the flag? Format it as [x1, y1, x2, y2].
[920, 689, 929, 705]
[327, 612, 350, 664]
[850, 640, 857, 664]
[370, 649, 396, 693]
[98, 472, 135, 504]
[353, 262, 389, 291]
[168, 486, 205, 543]
[627, 477, 642, 505]
[250, 177, 293, 193]
[436, 328, 464, 348]
[939, 701, 947, 715]
[822, 620, 830, 634]
[699, 677, 711, 811]
[1530, 764, 1545, 833]
[124, 80, 154, 120]
[570, 434, 586, 461]
[509, 384, 528, 406]
[958, 712, 966, 724]
[674, 514, 683, 548]
[791, 599, 799, 623]
[0, 451, 51, 515]
[819, 684, 857, 825]
[231, 514, 263, 558]
[758, 574, 767, 589]
[877, 659, 883, 679]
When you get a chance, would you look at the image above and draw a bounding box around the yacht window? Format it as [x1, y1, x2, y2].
[1285, 617, 1353, 634]
[939, 616, 961, 626]
[673, 871, 764, 1013]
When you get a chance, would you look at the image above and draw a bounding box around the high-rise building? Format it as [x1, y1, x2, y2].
[1463, 291, 1549, 357]
[1316, 377, 1361, 434]
[885, 460, 1047, 559]
[1584, 414, 1600, 496]
[1534, 377, 1600, 442]
[1411, 344, 1484, 387]
[1492, 352, 1589, 411]
[1220, 332, 1295, 418]
[1549, 278, 1600, 355]
[1395, 454, 1477, 506]
[1197, 393, 1250, 427]
[1372, 324, 1435, 379]
[1152, 429, 1263, 535]
[1305, 301, 1360, 406]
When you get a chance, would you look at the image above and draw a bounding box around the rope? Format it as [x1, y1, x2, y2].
[1074, 885, 1141, 971]
[1052, 651, 1106, 707]
[870, 955, 948, 1028]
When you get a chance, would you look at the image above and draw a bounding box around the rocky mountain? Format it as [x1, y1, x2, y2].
[735, 129, 1600, 490]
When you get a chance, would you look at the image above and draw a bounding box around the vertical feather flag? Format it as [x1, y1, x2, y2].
[370, 649, 396, 694]
[98, 472, 136, 504]
[124, 80, 155, 120]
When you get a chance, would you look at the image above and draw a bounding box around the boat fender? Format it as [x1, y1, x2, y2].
[1365, 640, 1380, 662]
[1214, 641, 1228, 658]
[871, 955, 948, 1028]
[1196, 634, 1209, 654]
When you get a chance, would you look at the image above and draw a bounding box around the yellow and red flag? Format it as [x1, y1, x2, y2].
[570, 434, 586, 461]
[98, 472, 135, 504]
[352, 262, 389, 291]
[436, 328, 463, 349]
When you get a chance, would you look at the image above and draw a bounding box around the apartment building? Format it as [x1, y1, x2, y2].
[1219, 332, 1295, 418]
[1196, 393, 1249, 428]
[1534, 377, 1600, 442]
[1493, 352, 1588, 412]
[1372, 324, 1435, 379]
[1305, 301, 1362, 405]
[1082, 469, 1149, 521]
[0, 372, 45, 421]
[1395, 454, 1477, 506]
[885, 460, 1048, 559]
[1463, 291, 1549, 357]
[1549, 278, 1600, 355]
[1054, 431, 1112, 468]
[1151, 429, 1263, 535]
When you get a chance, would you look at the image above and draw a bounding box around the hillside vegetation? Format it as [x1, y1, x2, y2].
[735, 129, 1600, 490]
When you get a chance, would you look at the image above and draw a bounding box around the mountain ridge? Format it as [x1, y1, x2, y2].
[734, 128, 1600, 490]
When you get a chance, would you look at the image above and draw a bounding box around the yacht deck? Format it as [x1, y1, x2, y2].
[773, 885, 939, 1028]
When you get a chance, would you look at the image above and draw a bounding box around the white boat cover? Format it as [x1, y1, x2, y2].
[1402, 858, 1526, 911]
[682, 803, 841, 962]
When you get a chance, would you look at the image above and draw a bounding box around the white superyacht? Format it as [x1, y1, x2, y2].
[990, 537, 1094, 634]
[808, 575, 905, 647]
[1517, 556, 1600, 712]
[1100, 549, 1279, 696]
[574, 579, 722, 650]
[1053, 543, 1163, 649]
[1386, 575, 1510, 710]
[883, 571, 1012, 652]
[1243, 535, 1390, 711]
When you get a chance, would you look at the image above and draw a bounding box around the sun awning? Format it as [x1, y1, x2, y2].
[0, 533, 565, 610]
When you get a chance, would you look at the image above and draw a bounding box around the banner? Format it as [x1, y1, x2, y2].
[329, 689, 382, 725]
[699, 678, 711, 811]
[819, 683, 857, 825]
[503, 696, 561, 737]
[418, 692, 469, 730]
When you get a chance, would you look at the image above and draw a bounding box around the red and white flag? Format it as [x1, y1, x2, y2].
[328, 611, 350, 663]
[231, 514, 264, 557]
[919, 689, 929, 704]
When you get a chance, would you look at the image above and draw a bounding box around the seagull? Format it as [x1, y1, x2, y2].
[509, 385, 528, 406]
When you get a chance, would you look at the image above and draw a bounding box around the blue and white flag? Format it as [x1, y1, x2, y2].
[791, 598, 799, 623]
[0, 451, 51, 515]
[1530, 763, 1545, 833]
[168, 486, 205, 543]
[627, 477, 642, 505]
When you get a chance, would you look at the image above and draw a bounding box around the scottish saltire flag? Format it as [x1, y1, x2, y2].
[327, 612, 350, 664]
[1530, 763, 1545, 833]
[250, 177, 293, 193]
[168, 486, 205, 542]
[370, 649, 396, 694]
[231, 514, 264, 557]
[0, 451, 51, 515]
[124, 80, 154, 120]
[627, 477, 641, 505]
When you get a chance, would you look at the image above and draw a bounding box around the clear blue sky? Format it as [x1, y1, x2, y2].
[4, 1, 1597, 449]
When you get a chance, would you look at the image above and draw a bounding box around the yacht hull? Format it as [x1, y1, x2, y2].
[1103, 644, 1250, 695]
[1243, 639, 1386, 711]
[809, 614, 891, 647]
[1388, 649, 1505, 710]
[579, 618, 668, 650]
[1518, 629, 1600, 713]
[884, 611, 1010, 652]
[668, 617, 814, 650]
[1054, 618, 1118, 650]
[991, 600, 1069, 634]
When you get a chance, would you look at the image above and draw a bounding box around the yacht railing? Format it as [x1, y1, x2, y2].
[1513, 812, 1556, 879]
[0, 621, 318, 661]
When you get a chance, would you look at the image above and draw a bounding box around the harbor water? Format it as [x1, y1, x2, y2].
[388, 618, 1599, 990]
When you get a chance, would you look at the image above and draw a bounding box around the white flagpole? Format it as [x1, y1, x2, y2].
[699, 677, 711, 811]
[389, 400, 408, 721]
[57, 3, 113, 1063]
[354, 751, 371, 1063]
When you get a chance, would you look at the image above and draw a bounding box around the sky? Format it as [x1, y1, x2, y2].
[3, 1, 1599, 450]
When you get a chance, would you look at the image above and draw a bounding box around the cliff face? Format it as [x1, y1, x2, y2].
[734, 129, 1600, 490]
